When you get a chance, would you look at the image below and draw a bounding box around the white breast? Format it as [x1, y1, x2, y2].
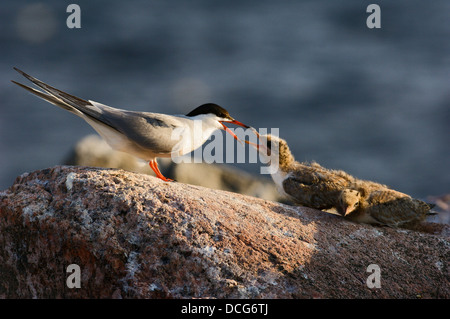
[270, 170, 291, 198]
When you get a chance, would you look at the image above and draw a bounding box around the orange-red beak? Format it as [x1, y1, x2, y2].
[244, 139, 260, 150]
[219, 119, 249, 141]
[227, 119, 250, 129]
[244, 127, 262, 150]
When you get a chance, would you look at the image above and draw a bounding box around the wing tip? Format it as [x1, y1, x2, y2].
[13, 67, 24, 75]
[11, 80, 27, 88]
[13, 67, 39, 83]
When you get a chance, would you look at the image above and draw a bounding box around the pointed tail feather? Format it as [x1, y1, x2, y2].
[11, 80, 82, 116]
[13, 67, 103, 120]
[426, 202, 436, 209]
[424, 202, 437, 215]
[12, 68, 122, 134]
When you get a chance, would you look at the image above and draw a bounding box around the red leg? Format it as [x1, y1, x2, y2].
[149, 160, 173, 182]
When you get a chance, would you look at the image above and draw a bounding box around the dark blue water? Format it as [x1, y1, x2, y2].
[1, 0, 449, 199]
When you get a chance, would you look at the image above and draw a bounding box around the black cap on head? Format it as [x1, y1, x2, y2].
[186, 103, 234, 120]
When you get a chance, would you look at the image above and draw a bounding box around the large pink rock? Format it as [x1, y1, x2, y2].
[0, 166, 448, 298]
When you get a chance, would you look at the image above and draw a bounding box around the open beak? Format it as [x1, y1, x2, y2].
[226, 119, 250, 129]
[220, 122, 239, 140]
[244, 139, 260, 150]
[219, 119, 250, 144]
[244, 127, 262, 150]
[219, 120, 264, 151]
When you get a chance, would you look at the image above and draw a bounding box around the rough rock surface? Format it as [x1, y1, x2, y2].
[0, 166, 448, 298]
[64, 134, 285, 203]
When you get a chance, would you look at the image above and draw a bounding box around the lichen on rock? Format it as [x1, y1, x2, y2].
[0, 166, 448, 298]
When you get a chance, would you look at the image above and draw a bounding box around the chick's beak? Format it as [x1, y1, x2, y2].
[344, 207, 351, 216]
[339, 205, 352, 216]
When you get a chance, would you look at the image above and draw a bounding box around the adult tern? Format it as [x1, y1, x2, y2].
[12, 68, 250, 181]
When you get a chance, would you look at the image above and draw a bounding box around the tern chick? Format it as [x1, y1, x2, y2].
[247, 134, 435, 228]
[248, 134, 357, 211]
[338, 188, 435, 228]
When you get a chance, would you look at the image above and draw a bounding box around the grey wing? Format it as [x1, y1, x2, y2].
[97, 110, 182, 154]
[13, 68, 107, 120]
[11, 80, 81, 115]
[12, 68, 180, 154]
[12, 67, 128, 140]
